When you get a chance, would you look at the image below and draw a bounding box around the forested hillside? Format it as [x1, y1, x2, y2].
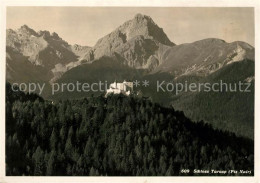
[6, 83, 253, 176]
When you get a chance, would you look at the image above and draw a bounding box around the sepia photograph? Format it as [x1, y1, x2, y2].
[0, 2, 259, 181]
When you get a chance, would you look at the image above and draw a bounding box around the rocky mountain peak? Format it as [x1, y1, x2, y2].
[51, 32, 62, 40]
[93, 14, 174, 48]
[18, 24, 38, 36]
[38, 30, 51, 38]
[133, 13, 154, 23]
[80, 13, 175, 70]
[6, 24, 81, 72]
[119, 13, 174, 46]
[20, 24, 30, 30]
[6, 29, 16, 34]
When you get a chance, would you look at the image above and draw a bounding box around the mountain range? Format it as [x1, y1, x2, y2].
[6, 13, 255, 139]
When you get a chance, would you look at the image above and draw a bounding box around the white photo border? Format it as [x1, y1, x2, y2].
[0, 0, 259, 183]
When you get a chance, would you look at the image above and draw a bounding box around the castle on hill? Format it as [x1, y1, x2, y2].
[106, 80, 133, 97]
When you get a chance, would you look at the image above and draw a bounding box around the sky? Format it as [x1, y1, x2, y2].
[7, 7, 254, 47]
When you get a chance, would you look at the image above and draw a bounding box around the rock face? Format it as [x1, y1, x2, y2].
[6, 25, 91, 82]
[152, 38, 254, 77]
[81, 14, 174, 70]
[7, 25, 75, 68]
[6, 14, 176, 83]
